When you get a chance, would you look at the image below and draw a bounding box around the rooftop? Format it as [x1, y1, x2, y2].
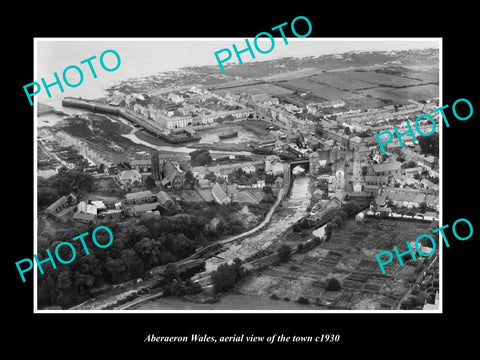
[372, 162, 402, 173]
[126, 191, 154, 200]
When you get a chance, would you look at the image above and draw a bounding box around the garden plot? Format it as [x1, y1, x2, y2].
[237, 217, 437, 310]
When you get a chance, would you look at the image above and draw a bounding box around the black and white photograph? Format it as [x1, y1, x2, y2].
[33, 38, 441, 312]
[6, 5, 478, 354]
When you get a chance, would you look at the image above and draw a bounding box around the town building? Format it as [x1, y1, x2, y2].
[211, 182, 231, 204]
[73, 212, 97, 224]
[265, 155, 284, 176]
[130, 159, 151, 174]
[125, 202, 161, 217]
[151, 151, 162, 181]
[156, 191, 174, 208]
[116, 169, 142, 188]
[372, 162, 402, 176]
[162, 160, 184, 190]
[45, 193, 77, 216]
[124, 190, 157, 205]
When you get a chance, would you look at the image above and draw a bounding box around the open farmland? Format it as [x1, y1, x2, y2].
[306, 72, 378, 91]
[334, 70, 427, 87]
[358, 84, 440, 102]
[236, 217, 436, 310]
[274, 79, 366, 100]
[213, 82, 295, 97]
[401, 65, 439, 82]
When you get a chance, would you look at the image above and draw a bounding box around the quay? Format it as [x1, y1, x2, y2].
[61, 97, 200, 144]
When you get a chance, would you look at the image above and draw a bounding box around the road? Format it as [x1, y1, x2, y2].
[38, 139, 71, 169]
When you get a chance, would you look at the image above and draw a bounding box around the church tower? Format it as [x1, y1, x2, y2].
[151, 151, 162, 181]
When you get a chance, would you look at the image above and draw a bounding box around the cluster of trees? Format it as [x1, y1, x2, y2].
[211, 258, 246, 293]
[161, 265, 203, 297]
[325, 277, 341, 291]
[418, 133, 439, 156]
[227, 167, 268, 186]
[190, 149, 212, 167]
[341, 201, 361, 218]
[37, 217, 200, 308]
[401, 160, 417, 169]
[37, 199, 255, 309]
[277, 245, 292, 262]
[38, 168, 94, 208]
[214, 114, 235, 123]
[297, 236, 323, 253]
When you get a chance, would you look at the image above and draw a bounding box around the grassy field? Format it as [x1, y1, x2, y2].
[359, 84, 440, 102]
[275, 79, 366, 101]
[237, 217, 436, 310]
[336, 70, 426, 87]
[307, 72, 378, 91]
[213, 82, 295, 96]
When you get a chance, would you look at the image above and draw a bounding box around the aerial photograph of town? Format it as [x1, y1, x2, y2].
[35, 39, 440, 311]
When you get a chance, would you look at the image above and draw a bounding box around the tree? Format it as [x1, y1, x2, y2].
[163, 263, 179, 282]
[402, 160, 417, 169]
[133, 237, 164, 268]
[418, 133, 439, 156]
[263, 185, 273, 194]
[184, 170, 195, 189]
[419, 201, 428, 214]
[342, 201, 361, 218]
[190, 149, 212, 167]
[325, 222, 334, 242]
[144, 176, 156, 190]
[265, 173, 275, 185]
[205, 171, 217, 182]
[332, 215, 343, 228]
[278, 245, 292, 262]
[211, 262, 240, 293]
[325, 277, 341, 291]
[260, 193, 276, 205]
[337, 210, 348, 221]
[38, 187, 60, 207]
[361, 166, 369, 177]
[343, 126, 351, 136]
[127, 225, 149, 247]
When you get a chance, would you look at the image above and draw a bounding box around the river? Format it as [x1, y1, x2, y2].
[204, 175, 311, 272]
[134, 175, 312, 310]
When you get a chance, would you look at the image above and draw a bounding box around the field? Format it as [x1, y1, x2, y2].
[213, 83, 294, 97]
[358, 84, 440, 102]
[333, 70, 426, 87]
[398, 65, 439, 82]
[236, 217, 436, 310]
[307, 72, 378, 91]
[274, 79, 366, 100]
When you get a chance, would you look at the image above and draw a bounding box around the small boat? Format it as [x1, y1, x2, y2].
[218, 130, 238, 139]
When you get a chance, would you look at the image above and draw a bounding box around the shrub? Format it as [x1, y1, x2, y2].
[332, 215, 343, 228]
[325, 278, 342, 291]
[296, 297, 310, 305]
[278, 245, 292, 263]
[270, 294, 280, 300]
